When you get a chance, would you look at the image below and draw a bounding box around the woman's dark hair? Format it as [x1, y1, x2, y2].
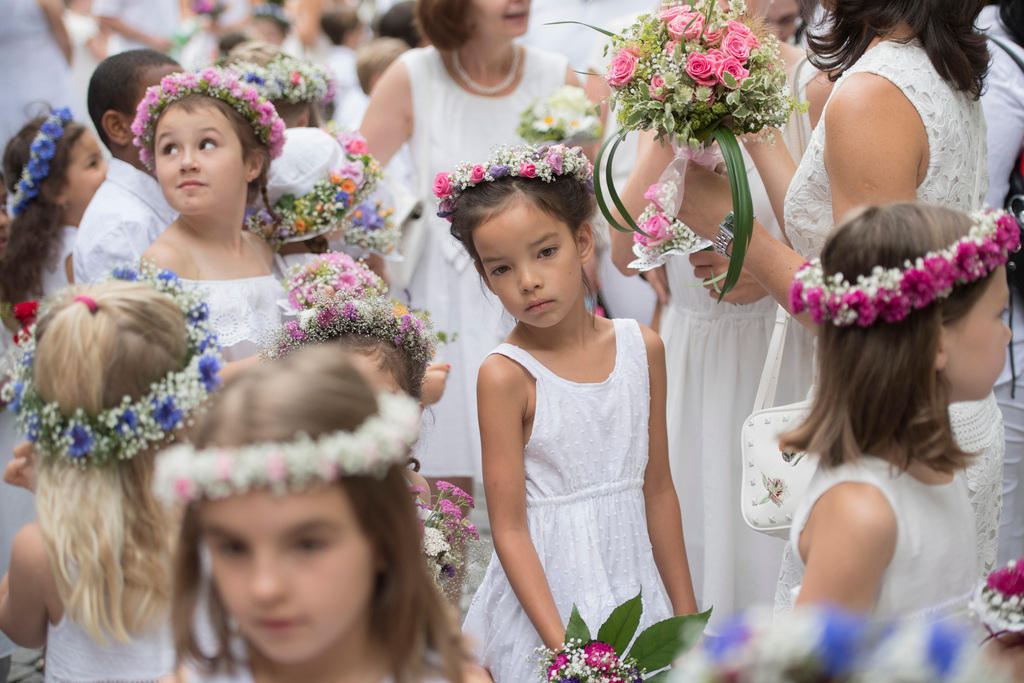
[414, 0, 472, 51]
[1, 115, 87, 305]
[1000, 0, 1024, 47]
[782, 202, 996, 472]
[808, 0, 989, 98]
[448, 175, 596, 265]
[375, 1, 421, 49]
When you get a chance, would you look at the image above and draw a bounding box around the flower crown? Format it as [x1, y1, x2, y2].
[433, 144, 593, 221]
[268, 293, 441, 370]
[235, 54, 336, 105]
[283, 251, 385, 311]
[245, 129, 382, 246]
[252, 2, 290, 26]
[1, 263, 224, 466]
[7, 108, 74, 217]
[153, 391, 421, 503]
[131, 67, 287, 169]
[790, 210, 1020, 327]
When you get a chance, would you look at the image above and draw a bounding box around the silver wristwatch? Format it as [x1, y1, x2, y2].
[713, 212, 735, 257]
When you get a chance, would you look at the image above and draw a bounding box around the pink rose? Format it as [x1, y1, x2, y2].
[657, 4, 691, 22]
[605, 47, 639, 88]
[469, 164, 486, 183]
[519, 162, 536, 178]
[722, 30, 755, 62]
[644, 183, 664, 209]
[726, 20, 758, 45]
[291, 71, 302, 85]
[703, 27, 724, 47]
[433, 172, 453, 197]
[345, 136, 369, 155]
[715, 54, 750, 88]
[649, 74, 668, 101]
[685, 52, 718, 86]
[664, 39, 680, 57]
[667, 12, 703, 41]
[635, 212, 672, 247]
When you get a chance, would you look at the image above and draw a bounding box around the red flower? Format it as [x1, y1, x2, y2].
[13, 301, 38, 325]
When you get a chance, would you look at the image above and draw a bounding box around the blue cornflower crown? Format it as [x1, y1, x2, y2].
[234, 54, 336, 105]
[6, 108, 74, 217]
[1, 263, 224, 467]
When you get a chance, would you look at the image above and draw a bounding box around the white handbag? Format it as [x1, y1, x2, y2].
[740, 306, 817, 538]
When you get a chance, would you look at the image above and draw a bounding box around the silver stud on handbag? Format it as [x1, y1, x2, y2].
[739, 306, 817, 538]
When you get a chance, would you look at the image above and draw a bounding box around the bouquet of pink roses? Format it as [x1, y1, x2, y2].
[582, 0, 798, 294]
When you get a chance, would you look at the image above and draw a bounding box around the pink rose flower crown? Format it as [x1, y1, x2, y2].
[433, 143, 593, 222]
[972, 556, 1024, 643]
[131, 66, 287, 170]
[790, 209, 1020, 328]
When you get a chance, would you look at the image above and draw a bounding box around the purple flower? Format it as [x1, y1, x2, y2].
[317, 306, 340, 327]
[488, 164, 509, 178]
[285, 321, 306, 340]
[545, 152, 563, 174]
[342, 301, 359, 321]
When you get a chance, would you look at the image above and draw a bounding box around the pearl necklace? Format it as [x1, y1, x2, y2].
[451, 47, 521, 96]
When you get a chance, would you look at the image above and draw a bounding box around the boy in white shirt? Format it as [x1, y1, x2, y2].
[74, 49, 180, 284]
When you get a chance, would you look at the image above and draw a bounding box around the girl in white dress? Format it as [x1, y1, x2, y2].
[443, 146, 697, 681]
[0, 271, 226, 683]
[154, 346, 479, 683]
[779, 203, 1014, 621]
[676, 1, 1003, 579]
[137, 66, 288, 364]
[0, 109, 106, 674]
[360, 0, 575, 493]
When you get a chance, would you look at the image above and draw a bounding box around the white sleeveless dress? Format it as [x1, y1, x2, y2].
[182, 275, 285, 362]
[777, 40, 1000, 609]
[44, 616, 174, 683]
[661, 59, 818, 629]
[782, 458, 977, 622]
[0, 226, 77, 663]
[462, 318, 673, 682]
[396, 45, 569, 480]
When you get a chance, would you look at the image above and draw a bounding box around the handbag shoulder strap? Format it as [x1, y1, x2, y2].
[752, 305, 791, 411]
[990, 35, 1024, 76]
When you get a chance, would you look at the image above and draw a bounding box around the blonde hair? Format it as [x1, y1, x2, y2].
[33, 280, 187, 643]
[174, 346, 468, 682]
[355, 37, 409, 94]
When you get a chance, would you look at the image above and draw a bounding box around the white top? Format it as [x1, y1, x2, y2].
[521, 0, 650, 72]
[74, 159, 177, 284]
[463, 319, 673, 681]
[784, 39, 988, 260]
[781, 457, 976, 622]
[91, 0, 180, 54]
[327, 45, 369, 130]
[397, 45, 568, 479]
[44, 615, 174, 683]
[0, 0, 76, 147]
[39, 226, 77, 295]
[181, 275, 285, 362]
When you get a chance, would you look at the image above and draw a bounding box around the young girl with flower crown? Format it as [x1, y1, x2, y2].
[0, 266, 224, 682]
[136, 66, 288, 363]
[440, 144, 697, 681]
[154, 345, 483, 683]
[779, 203, 1016, 621]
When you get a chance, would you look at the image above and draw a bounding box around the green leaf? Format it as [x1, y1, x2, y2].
[721, 71, 738, 89]
[712, 127, 753, 299]
[596, 592, 644, 657]
[626, 608, 712, 672]
[593, 128, 633, 233]
[565, 604, 591, 644]
[605, 130, 643, 235]
[544, 19, 620, 39]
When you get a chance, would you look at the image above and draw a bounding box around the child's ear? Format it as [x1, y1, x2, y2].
[244, 151, 264, 184]
[101, 109, 133, 148]
[575, 221, 595, 264]
[474, 261, 496, 294]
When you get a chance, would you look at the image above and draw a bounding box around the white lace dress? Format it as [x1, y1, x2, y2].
[661, 59, 818, 630]
[44, 616, 174, 683]
[462, 319, 673, 682]
[776, 39, 998, 612]
[182, 275, 285, 362]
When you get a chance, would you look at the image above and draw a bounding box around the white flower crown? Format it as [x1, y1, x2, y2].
[235, 55, 335, 104]
[153, 391, 421, 503]
[1, 263, 223, 466]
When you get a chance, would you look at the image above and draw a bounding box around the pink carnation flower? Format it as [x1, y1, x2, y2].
[876, 289, 910, 323]
[988, 561, 1024, 596]
[842, 289, 877, 327]
[899, 267, 935, 308]
[583, 642, 619, 671]
[923, 255, 956, 292]
[789, 280, 805, 314]
[336, 160, 365, 185]
[605, 47, 639, 88]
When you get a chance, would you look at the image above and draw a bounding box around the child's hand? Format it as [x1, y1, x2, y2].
[4, 442, 37, 493]
[421, 362, 451, 407]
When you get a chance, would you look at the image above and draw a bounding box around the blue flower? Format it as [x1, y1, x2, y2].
[7, 381, 24, 412]
[27, 157, 50, 179]
[927, 621, 964, 677]
[817, 608, 866, 675]
[705, 615, 751, 662]
[157, 269, 180, 284]
[152, 396, 184, 430]
[243, 73, 265, 85]
[334, 190, 350, 204]
[66, 423, 94, 458]
[40, 119, 64, 139]
[21, 351, 33, 368]
[199, 354, 222, 392]
[197, 334, 219, 352]
[116, 409, 138, 435]
[30, 137, 56, 160]
[26, 414, 40, 442]
[112, 266, 139, 281]
[189, 302, 209, 323]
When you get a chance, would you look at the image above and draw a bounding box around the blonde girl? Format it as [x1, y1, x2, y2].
[0, 266, 224, 682]
[156, 345, 477, 682]
[781, 203, 1015, 619]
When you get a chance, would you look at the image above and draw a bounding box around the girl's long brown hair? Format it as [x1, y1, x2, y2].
[782, 203, 994, 472]
[171, 345, 468, 682]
